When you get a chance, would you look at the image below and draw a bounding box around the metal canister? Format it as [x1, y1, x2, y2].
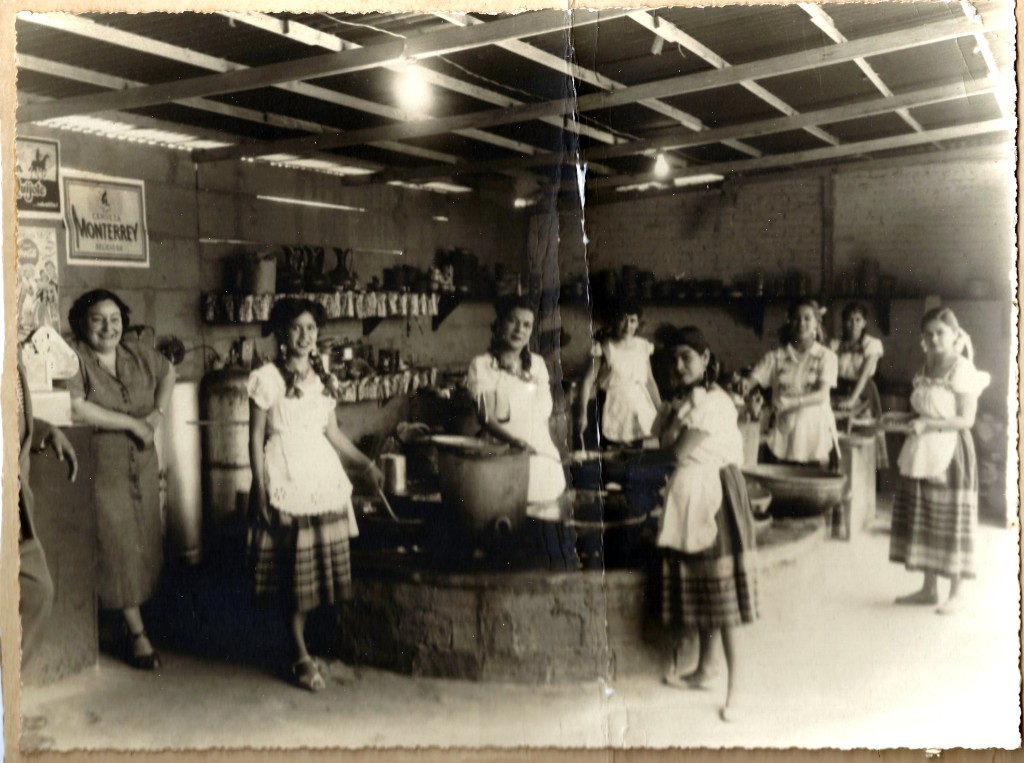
[381, 454, 407, 495]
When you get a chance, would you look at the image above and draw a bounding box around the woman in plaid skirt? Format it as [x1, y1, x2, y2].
[248, 298, 384, 691]
[652, 327, 758, 722]
[891, 307, 989, 615]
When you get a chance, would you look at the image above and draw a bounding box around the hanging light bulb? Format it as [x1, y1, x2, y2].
[653, 152, 671, 178]
[395, 59, 432, 116]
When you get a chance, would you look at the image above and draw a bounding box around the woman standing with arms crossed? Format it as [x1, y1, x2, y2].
[68, 289, 175, 670]
[653, 327, 758, 722]
[248, 298, 383, 691]
[890, 307, 989, 614]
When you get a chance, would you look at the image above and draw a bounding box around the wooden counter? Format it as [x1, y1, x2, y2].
[22, 426, 98, 686]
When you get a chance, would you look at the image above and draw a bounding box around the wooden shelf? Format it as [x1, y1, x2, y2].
[202, 291, 441, 337]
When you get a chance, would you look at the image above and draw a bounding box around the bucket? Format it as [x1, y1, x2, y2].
[433, 436, 530, 544]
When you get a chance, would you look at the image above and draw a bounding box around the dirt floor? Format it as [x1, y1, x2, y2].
[18, 511, 1021, 752]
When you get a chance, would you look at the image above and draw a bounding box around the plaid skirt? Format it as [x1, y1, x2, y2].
[248, 508, 353, 613]
[890, 430, 977, 579]
[659, 464, 759, 630]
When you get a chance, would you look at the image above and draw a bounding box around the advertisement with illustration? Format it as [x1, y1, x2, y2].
[17, 223, 61, 341]
[16, 137, 61, 217]
[62, 171, 149, 267]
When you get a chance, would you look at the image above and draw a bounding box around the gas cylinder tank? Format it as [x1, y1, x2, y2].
[200, 367, 251, 525]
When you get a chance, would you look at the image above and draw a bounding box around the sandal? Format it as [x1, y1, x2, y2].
[292, 657, 326, 692]
[126, 629, 162, 671]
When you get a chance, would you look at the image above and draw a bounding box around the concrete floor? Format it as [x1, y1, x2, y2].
[19, 514, 1021, 752]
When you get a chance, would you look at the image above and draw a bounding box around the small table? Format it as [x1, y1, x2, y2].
[835, 434, 877, 540]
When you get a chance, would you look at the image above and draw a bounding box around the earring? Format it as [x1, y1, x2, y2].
[279, 342, 288, 357]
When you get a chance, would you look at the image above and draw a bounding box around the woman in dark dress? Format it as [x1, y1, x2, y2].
[68, 289, 175, 669]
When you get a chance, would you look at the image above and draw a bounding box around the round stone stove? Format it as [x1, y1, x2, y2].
[338, 516, 823, 684]
[338, 563, 664, 683]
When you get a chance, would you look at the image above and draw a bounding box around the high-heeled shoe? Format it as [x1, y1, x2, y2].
[125, 629, 162, 671]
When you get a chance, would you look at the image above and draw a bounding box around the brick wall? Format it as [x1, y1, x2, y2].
[570, 173, 826, 288]
[833, 158, 1016, 299]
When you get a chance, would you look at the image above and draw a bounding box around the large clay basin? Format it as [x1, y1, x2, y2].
[742, 464, 844, 517]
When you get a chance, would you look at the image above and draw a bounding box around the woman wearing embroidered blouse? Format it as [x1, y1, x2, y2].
[652, 326, 758, 723]
[748, 299, 839, 466]
[466, 296, 573, 569]
[576, 301, 662, 447]
[247, 297, 383, 691]
[890, 307, 989, 615]
[830, 301, 888, 467]
[68, 289, 175, 670]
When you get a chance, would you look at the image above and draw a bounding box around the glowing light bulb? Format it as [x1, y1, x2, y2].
[653, 153, 670, 178]
[395, 61, 432, 116]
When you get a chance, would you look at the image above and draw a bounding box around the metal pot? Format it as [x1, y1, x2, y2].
[432, 436, 530, 544]
[742, 464, 844, 516]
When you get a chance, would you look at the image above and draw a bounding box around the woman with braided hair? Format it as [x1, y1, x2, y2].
[247, 297, 383, 691]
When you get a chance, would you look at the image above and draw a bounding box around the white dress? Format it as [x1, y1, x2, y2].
[248, 363, 358, 536]
[466, 353, 566, 519]
[831, 335, 884, 382]
[658, 386, 745, 554]
[897, 357, 990, 481]
[594, 337, 659, 442]
[751, 343, 839, 464]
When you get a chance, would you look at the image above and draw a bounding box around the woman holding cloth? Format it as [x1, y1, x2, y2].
[68, 289, 175, 670]
[749, 299, 839, 466]
[653, 326, 758, 722]
[466, 295, 574, 570]
[890, 307, 989, 615]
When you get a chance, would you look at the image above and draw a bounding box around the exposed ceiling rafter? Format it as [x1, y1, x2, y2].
[17, 9, 629, 125]
[627, 10, 841, 148]
[432, 11, 763, 159]
[191, 15, 1000, 164]
[340, 77, 1000, 185]
[584, 118, 1013, 191]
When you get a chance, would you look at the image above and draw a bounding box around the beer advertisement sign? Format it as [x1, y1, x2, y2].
[16, 138, 61, 217]
[62, 172, 149, 267]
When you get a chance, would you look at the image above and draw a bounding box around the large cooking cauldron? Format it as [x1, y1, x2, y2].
[433, 436, 530, 545]
[741, 464, 844, 517]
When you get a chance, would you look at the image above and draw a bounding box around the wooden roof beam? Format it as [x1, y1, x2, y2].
[798, 3, 931, 139]
[584, 118, 1013, 190]
[349, 77, 998, 184]
[628, 10, 840, 148]
[218, 12, 609, 154]
[957, 0, 1013, 119]
[17, 92, 383, 176]
[433, 11, 762, 159]
[193, 15, 1000, 164]
[18, 9, 623, 124]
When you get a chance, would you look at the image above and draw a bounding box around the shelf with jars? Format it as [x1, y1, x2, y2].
[201, 291, 444, 337]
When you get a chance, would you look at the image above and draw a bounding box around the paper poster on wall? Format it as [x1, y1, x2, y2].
[16, 137, 61, 217]
[17, 224, 61, 341]
[62, 171, 149, 267]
